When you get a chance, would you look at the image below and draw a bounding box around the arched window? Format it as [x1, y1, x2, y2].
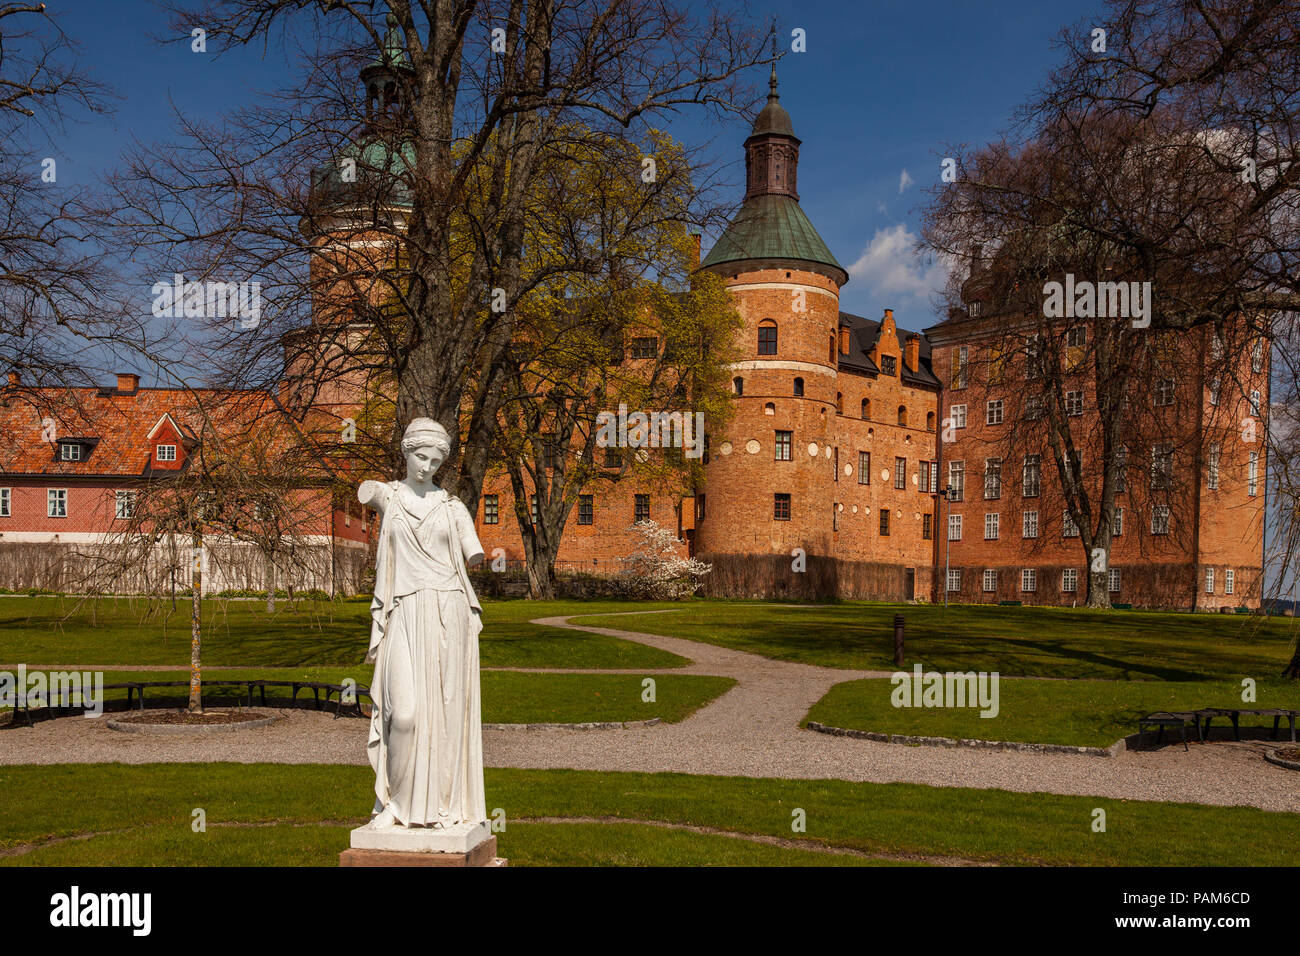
[758, 320, 777, 356]
[793, 377, 804, 397]
[836, 392, 843, 414]
[733, 376, 744, 396]
[897, 405, 907, 426]
[861, 398, 870, 419]
[926, 411, 936, 431]
[829, 335, 836, 363]
[764, 402, 775, 415]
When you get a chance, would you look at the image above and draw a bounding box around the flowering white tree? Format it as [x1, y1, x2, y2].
[617, 520, 710, 600]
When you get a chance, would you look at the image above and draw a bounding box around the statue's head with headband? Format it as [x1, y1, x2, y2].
[400, 418, 453, 463]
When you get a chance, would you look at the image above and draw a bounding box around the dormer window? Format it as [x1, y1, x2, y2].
[969, 301, 982, 318]
[58, 442, 82, 462]
[157, 444, 177, 462]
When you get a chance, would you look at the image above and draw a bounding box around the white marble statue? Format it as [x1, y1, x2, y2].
[354, 418, 488, 845]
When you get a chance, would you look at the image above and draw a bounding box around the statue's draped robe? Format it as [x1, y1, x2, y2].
[366, 482, 486, 827]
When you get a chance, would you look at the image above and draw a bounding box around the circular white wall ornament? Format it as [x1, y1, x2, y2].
[852, 505, 859, 514]
[880, 469, 889, 481]
[844, 464, 853, 476]
[825, 446, 833, 458]
[808, 442, 819, 457]
[745, 439, 761, 454]
[719, 442, 733, 456]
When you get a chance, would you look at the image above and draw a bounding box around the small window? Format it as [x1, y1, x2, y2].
[948, 461, 965, 501]
[861, 397, 870, 419]
[115, 491, 135, 519]
[879, 509, 890, 536]
[1065, 391, 1083, 416]
[1108, 568, 1121, 593]
[1209, 376, 1221, 406]
[1021, 569, 1036, 592]
[881, 355, 897, 376]
[984, 458, 1002, 500]
[1024, 395, 1043, 420]
[922, 513, 932, 540]
[897, 405, 907, 426]
[696, 494, 706, 521]
[1154, 379, 1175, 406]
[986, 400, 1004, 425]
[926, 411, 935, 431]
[578, 495, 593, 525]
[983, 570, 997, 593]
[793, 377, 804, 397]
[764, 402, 775, 415]
[1112, 507, 1123, 537]
[1151, 505, 1170, 535]
[634, 495, 650, 523]
[1225, 569, 1235, 595]
[47, 488, 67, 518]
[1248, 451, 1259, 497]
[948, 514, 962, 541]
[0, 488, 9, 517]
[984, 513, 999, 540]
[952, 346, 968, 388]
[1022, 510, 1038, 539]
[1063, 510, 1079, 537]
[157, 444, 177, 462]
[1208, 443, 1221, 490]
[530, 494, 540, 525]
[603, 446, 620, 468]
[894, 457, 906, 490]
[1062, 568, 1078, 593]
[947, 569, 962, 593]
[774, 493, 791, 521]
[59, 442, 81, 461]
[1250, 389, 1262, 418]
[836, 392, 843, 414]
[775, 430, 792, 461]
[1205, 567, 1215, 594]
[758, 322, 777, 355]
[858, 451, 870, 485]
[969, 300, 982, 318]
[1252, 339, 1265, 374]
[950, 404, 967, 429]
[483, 495, 499, 524]
[1023, 455, 1041, 498]
[733, 377, 744, 396]
[631, 337, 658, 359]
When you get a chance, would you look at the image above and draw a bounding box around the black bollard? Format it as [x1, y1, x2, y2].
[893, 613, 905, 666]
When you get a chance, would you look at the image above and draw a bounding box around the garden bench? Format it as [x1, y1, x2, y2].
[10, 682, 148, 726]
[253, 680, 372, 717]
[1199, 708, 1297, 743]
[1137, 712, 1195, 751]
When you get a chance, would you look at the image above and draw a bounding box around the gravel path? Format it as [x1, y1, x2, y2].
[3, 611, 1298, 814]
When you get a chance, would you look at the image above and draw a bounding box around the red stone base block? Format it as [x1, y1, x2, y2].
[339, 836, 502, 867]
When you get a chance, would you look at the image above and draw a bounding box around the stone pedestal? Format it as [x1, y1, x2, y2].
[339, 820, 506, 867]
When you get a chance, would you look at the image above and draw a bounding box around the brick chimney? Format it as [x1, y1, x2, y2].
[690, 231, 702, 271]
[116, 373, 140, 395]
[905, 333, 920, 372]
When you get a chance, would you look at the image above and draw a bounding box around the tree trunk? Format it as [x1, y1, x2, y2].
[1085, 567, 1112, 609]
[189, 533, 203, 713]
[525, 555, 557, 601]
[1284, 648, 1300, 679]
[265, 549, 275, 613]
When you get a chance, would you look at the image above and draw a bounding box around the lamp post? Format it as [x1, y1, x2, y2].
[940, 483, 959, 608]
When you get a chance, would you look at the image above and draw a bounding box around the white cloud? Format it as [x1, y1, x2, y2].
[846, 224, 952, 306]
[898, 168, 914, 194]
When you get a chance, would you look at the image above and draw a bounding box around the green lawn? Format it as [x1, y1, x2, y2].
[580, 601, 1299, 679]
[806, 677, 1300, 748]
[2, 764, 1297, 866]
[0, 595, 687, 670]
[1, 668, 732, 725]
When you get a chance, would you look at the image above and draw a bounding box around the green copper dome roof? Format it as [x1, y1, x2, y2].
[699, 193, 847, 284]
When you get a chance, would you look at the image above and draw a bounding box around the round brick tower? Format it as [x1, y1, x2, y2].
[694, 66, 848, 560]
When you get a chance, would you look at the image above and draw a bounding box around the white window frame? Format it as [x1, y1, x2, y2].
[1208, 443, 1220, 490]
[1066, 390, 1083, 416]
[950, 404, 968, 429]
[984, 513, 1000, 540]
[949, 461, 965, 501]
[1252, 340, 1265, 374]
[1152, 505, 1170, 535]
[1209, 376, 1221, 406]
[947, 569, 962, 593]
[984, 458, 1002, 500]
[1023, 454, 1041, 498]
[1063, 509, 1079, 538]
[1022, 510, 1039, 539]
[1248, 451, 1259, 497]
[59, 442, 81, 462]
[0, 488, 9, 517]
[1021, 569, 1036, 593]
[114, 490, 135, 520]
[47, 488, 67, 518]
[1250, 389, 1262, 418]
[986, 400, 1004, 426]
[1154, 379, 1174, 406]
[1205, 567, 1215, 594]
[1113, 507, 1123, 537]
[982, 569, 997, 593]
[948, 514, 963, 541]
[156, 444, 177, 462]
[1062, 568, 1078, 593]
[1108, 568, 1121, 593]
[1226, 569, 1235, 595]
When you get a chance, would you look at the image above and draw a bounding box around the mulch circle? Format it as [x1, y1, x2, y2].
[1265, 747, 1300, 772]
[113, 710, 270, 726]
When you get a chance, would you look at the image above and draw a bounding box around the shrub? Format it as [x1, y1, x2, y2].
[616, 520, 710, 600]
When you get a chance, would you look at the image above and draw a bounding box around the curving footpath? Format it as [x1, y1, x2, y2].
[2, 611, 1297, 815]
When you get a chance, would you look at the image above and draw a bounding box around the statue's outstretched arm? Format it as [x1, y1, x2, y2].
[359, 480, 389, 514]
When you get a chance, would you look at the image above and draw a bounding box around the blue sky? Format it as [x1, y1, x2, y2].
[49, 0, 1102, 332]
